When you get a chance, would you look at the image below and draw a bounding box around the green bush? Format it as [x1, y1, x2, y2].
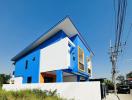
[0, 89, 64, 100]
[104, 79, 114, 90]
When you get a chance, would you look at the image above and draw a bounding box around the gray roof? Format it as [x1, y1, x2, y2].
[11, 17, 94, 61]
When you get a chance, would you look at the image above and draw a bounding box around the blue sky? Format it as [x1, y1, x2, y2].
[0, 0, 132, 78]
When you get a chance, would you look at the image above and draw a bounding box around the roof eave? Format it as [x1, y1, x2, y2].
[11, 16, 94, 61]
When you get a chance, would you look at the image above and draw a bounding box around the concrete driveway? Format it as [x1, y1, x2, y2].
[105, 93, 132, 100]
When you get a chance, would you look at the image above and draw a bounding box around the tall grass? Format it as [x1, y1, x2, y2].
[0, 89, 65, 100]
[0, 86, 1, 89]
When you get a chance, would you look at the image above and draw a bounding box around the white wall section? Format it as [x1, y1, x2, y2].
[40, 37, 75, 72]
[3, 82, 101, 100]
[9, 77, 23, 85]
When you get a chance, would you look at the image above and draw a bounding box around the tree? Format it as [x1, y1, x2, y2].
[104, 79, 114, 90]
[126, 71, 132, 78]
[116, 75, 125, 84]
[0, 74, 11, 87]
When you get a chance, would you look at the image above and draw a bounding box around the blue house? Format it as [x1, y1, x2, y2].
[11, 17, 94, 84]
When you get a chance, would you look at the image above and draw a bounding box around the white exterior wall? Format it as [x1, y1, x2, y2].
[40, 37, 75, 72]
[3, 82, 101, 100]
[9, 77, 23, 85]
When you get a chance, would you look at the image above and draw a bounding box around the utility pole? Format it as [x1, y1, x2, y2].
[109, 0, 127, 94]
[109, 41, 117, 94]
[109, 41, 124, 94]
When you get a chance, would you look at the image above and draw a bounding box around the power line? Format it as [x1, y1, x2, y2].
[119, 24, 132, 61]
[125, 24, 132, 44]
[115, 0, 127, 56]
[109, 0, 127, 94]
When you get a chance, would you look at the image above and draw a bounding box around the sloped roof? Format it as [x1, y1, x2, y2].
[11, 17, 94, 61]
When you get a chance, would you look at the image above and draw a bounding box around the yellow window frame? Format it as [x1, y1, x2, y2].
[78, 46, 85, 72]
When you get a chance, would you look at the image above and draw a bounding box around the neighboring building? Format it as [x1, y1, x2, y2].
[126, 78, 132, 89]
[11, 17, 94, 84]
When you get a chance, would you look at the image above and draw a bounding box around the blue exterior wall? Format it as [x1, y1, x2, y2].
[56, 70, 63, 82]
[77, 35, 90, 75]
[70, 35, 90, 77]
[38, 30, 67, 49]
[14, 49, 40, 83]
[14, 30, 67, 83]
[70, 35, 78, 72]
[14, 30, 91, 83]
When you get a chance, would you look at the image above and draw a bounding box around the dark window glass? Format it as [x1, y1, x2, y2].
[88, 68, 91, 74]
[32, 57, 35, 61]
[73, 56, 75, 61]
[25, 60, 28, 69]
[45, 77, 54, 83]
[13, 71, 15, 75]
[27, 76, 32, 83]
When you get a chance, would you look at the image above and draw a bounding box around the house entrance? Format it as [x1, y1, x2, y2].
[40, 71, 56, 83]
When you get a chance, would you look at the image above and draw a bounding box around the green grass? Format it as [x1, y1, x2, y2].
[0, 83, 2, 90]
[0, 89, 65, 100]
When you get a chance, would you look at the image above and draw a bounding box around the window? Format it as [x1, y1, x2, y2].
[73, 56, 75, 61]
[32, 57, 35, 61]
[78, 46, 84, 71]
[12, 71, 15, 75]
[87, 57, 92, 74]
[88, 68, 91, 74]
[25, 60, 28, 69]
[27, 76, 32, 83]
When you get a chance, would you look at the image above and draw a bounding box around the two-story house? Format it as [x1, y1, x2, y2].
[11, 17, 94, 84]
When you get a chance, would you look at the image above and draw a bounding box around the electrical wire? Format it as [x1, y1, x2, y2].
[114, 0, 127, 57]
[125, 24, 132, 44]
[119, 24, 132, 61]
[110, 0, 127, 94]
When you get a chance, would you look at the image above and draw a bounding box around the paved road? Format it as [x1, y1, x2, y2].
[105, 93, 132, 100]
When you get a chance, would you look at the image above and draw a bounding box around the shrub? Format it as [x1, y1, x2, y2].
[104, 79, 114, 90]
[0, 89, 64, 100]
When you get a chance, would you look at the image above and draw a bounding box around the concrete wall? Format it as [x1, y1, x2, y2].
[130, 89, 132, 94]
[10, 77, 23, 84]
[3, 82, 101, 100]
[40, 37, 75, 72]
[13, 77, 23, 85]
